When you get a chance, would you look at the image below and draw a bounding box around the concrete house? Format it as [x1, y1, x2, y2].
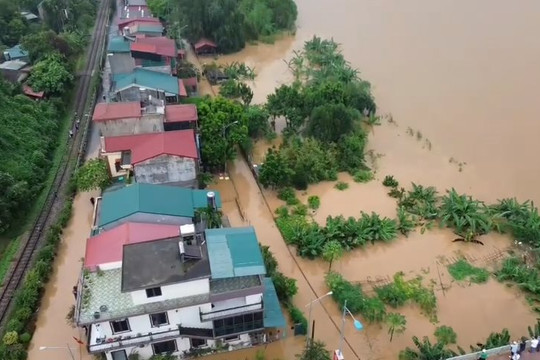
[112, 68, 187, 103]
[92, 101, 165, 137]
[164, 104, 198, 131]
[101, 129, 199, 187]
[93, 183, 222, 232]
[75, 225, 286, 360]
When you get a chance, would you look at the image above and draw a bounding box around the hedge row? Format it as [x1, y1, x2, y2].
[0, 181, 76, 360]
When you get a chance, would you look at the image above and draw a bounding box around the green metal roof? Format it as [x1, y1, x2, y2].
[137, 24, 164, 33]
[205, 227, 266, 279]
[108, 36, 131, 53]
[98, 183, 222, 227]
[4, 45, 28, 59]
[114, 68, 180, 95]
[263, 278, 286, 328]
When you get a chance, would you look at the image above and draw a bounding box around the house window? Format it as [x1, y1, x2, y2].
[115, 160, 122, 172]
[150, 312, 169, 327]
[111, 350, 128, 360]
[213, 312, 264, 337]
[110, 319, 130, 334]
[190, 338, 207, 348]
[152, 339, 177, 355]
[146, 287, 162, 298]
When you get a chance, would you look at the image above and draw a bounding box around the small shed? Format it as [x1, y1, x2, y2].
[3, 45, 29, 62]
[194, 38, 217, 56]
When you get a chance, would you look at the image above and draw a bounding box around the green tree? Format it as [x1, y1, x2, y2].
[258, 148, 293, 189]
[197, 97, 249, 170]
[219, 79, 254, 105]
[195, 206, 223, 228]
[29, 54, 73, 94]
[434, 325, 457, 345]
[245, 105, 271, 138]
[147, 0, 169, 19]
[307, 103, 357, 143]
[386, 313, 407, 342]
[322, 240, 343, 271]
[266, 84, 305, 131]
[75, 158, 111, 191]
[296, 340, 331, 360]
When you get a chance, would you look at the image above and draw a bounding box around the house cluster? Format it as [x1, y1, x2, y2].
[74, 2, 286, 360]
[0, 18, 46, 100]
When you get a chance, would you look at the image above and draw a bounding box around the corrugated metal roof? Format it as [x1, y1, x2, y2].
[92, 101, 141, 121]
[104, 129, 198, 163]
[165, 104, 198, 123]
[98, 184, 222, 228]
[205, 227, 266, 279]
[4, 44, 28, 60]
[113, 68, 180, 95]
[108, 36, 131, 53]
[263, 278, 287, 328]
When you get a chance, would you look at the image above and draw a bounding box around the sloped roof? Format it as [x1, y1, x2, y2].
[131, 36, 176, 57]
[98, 184, 222, 227]
[263, 278, 287, 328]
[205, 227, 266, 279]
[104, 129, 198, 163]
[92, 102, 141, 122]
[118, 16, 161, 29]
[108, 53, 135, 75]
[84, 222, 180, 270]
[4, 44, 28, 59]
[130, 23, 164, 34]
[22, 85, 44, 98]
[165, 104, 198, 123]
[194, 38, 217, 51]
[0, 60, 28, 70]
[113, 68, 182, 95]
[108, 36, 131, 53]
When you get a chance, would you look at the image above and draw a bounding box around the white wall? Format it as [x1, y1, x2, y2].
[131, 278, 210, 305]
[245, 294, 263, 305]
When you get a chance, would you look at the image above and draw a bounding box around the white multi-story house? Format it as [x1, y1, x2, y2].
[75, 224, 286, 360]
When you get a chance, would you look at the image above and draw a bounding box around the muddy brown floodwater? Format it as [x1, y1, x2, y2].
[211, 0, 540, 358]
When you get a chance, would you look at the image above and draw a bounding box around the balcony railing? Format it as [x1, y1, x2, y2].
[88, 327, 180, 353]
[178, 326, 214, 339]
[200, 301, 263, 322]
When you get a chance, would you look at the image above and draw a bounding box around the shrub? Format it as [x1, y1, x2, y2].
[18, 333, 31, 345]
[447, 259, 489, 284]
[292, 204, 308, 216]
[397, 206, 416, 236]
[288, 305, 307, 334]
[434, 325, 457, 345]
[277, 187, 299, 205]
[308, 195, 320, 210]
[13, 307, 32, 323]
[5, 319, 23, 333]
[2, 332, 18, 346]
[334, 181, 349, 191]
[272, 272, 298, 303]
[399, 183, 439, 220]
[383, 175, 399, 187]
[353, 170, 374, 183]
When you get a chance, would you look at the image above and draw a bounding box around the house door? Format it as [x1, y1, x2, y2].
[111, 349, 128, 360]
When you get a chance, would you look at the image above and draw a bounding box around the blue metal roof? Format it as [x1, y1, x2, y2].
[4, 45, 28, 60]
[263, 278, 286, 328]
[205, 227, 266, 279]
[113, 68, 180, 95]
[108, 36, 131, 53]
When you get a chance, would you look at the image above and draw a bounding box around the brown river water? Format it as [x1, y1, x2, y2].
[28, 1, 540, 359]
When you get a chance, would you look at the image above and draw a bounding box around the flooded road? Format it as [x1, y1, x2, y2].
[27, 190, 99, 360]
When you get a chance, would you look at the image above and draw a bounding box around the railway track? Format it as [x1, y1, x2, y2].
[0, 0, 111, 327]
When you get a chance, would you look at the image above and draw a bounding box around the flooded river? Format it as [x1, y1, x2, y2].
[214, 0, 540, 358]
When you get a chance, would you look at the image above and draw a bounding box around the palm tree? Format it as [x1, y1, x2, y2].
[399, 336, 456, 360]
[196, 206, 222, 229]
[386, 313, 407, 342]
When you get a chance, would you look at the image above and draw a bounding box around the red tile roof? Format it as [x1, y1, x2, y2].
[194, 38, 217, 51]
[93, 102, 141, 122]
[165, 104, 198, 123]
[84, 222, 180, 270]
[133, 36, 177, 58]
[22, 85, 44, 98]
[104, 129, 198, 163]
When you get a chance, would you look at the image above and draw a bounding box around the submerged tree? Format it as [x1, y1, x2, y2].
[386, 313, 407, 342]
[296, 340, 331, 360]
[322, 240, 343, 271]
[399, 336, 456, 360]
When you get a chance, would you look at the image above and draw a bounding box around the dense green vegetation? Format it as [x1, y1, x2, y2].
[447, 259, 489, 284]
[434, 325, 457, 345]
[259, 37, 376, 190]
[0, 0, 96, 235]
[147, 0, 297, 53]
[75, 158, 111, 192]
